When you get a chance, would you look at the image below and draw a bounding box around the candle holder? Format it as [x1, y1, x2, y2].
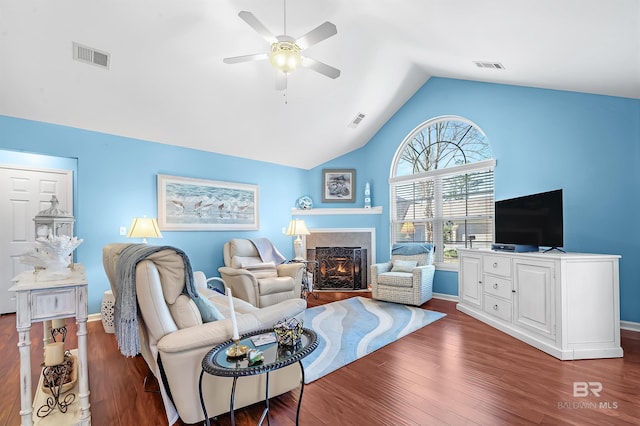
[37, 353, 76, 418]
[51, 324, 67, 343]
[225, 339, 250, 359]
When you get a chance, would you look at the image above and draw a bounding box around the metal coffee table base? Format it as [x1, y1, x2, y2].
[199, 361, 307, 426]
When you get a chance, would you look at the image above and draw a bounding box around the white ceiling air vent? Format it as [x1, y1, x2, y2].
[348, 113, 366, 129]
[73, 42, 110, 69]
[473, 61, 505, 70]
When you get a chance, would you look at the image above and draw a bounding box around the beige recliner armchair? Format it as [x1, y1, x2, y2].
[218, 238, 304, 307]
[102, 243, 306, 425]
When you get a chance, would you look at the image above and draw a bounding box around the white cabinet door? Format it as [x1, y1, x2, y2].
[513, 259, 555, 340]
[459, 253, 483, 309]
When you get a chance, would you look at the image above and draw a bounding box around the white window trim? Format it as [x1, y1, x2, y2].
[389, 115, 495, 271]
[389, 160, 495, 270]
[390, 158, 496, 185]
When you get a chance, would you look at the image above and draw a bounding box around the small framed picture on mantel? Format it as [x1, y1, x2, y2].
[322, 169, 355, 203]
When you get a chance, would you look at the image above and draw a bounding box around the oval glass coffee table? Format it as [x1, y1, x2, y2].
[199, 328, 318, 426]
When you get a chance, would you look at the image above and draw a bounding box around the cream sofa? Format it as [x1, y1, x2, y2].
[102, 243, 306, 425]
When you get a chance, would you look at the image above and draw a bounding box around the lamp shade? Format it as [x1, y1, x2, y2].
[127, 217, 162, 242]
[400, 222, 415, 234]
[286, 219, 310, 236]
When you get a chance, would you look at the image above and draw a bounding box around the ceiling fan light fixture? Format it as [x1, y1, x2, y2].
[269, 41, 301, 73]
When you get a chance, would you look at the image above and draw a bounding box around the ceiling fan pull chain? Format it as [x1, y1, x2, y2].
[284, 74, 289, 104]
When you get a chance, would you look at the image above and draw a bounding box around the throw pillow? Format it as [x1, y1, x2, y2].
[243, 262, 278, 279]
[391, 259, 418, 273]
[194, 295, 225, 323]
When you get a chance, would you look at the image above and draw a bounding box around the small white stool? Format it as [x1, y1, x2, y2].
[101, 290, 115, 334]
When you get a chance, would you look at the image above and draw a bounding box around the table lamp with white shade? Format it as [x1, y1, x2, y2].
[286, 219, 310, 261]
[400, 222, 415, 239]
[127, 217, 163, 243]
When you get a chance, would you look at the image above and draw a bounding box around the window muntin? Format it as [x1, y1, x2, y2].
[390, 117, 494, 268]
[395, 118, 492, 177]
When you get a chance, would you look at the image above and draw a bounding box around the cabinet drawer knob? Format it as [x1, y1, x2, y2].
[493, 262, 498, 268]
[493, 304, 499, 310]
[493, 283, 499, 289]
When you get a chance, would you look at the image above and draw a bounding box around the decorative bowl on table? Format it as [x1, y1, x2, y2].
[273, 318, 303, 347]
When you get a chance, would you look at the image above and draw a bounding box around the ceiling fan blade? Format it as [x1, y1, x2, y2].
[301, 56, 341, 79]
[276, 72, 287, 91]
[238, 11, 277, 44]
[296, 22, 337, 50]
[223, 53, 268, 64]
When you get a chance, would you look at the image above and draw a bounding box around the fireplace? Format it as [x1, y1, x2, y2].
[313, 246, 367, 290]
[303, 228, 375, 291]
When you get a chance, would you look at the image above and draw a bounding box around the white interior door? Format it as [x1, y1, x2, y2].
[0, 165, 73, 314]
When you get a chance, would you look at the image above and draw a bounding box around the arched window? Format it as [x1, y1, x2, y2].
[390, 116, 495, 269]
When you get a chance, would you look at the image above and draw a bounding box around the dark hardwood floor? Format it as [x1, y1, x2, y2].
[2, 292, 639, 425]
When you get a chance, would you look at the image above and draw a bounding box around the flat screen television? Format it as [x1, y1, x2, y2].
[494, 189, 563, 250]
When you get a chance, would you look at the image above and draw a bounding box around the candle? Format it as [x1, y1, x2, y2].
[44, 342, 65, 366]
[227, 288, 240, 341]
[51, 318, 66, 329]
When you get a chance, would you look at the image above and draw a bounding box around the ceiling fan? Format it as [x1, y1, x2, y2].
[223, 1, 340, 90]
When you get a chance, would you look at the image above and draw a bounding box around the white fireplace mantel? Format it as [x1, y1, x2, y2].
[290, 206, 383, 216]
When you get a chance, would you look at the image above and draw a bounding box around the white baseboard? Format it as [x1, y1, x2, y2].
[621, 320, 640, 333]
[88, 313, 102, 322]
[433, 292, 458, 302]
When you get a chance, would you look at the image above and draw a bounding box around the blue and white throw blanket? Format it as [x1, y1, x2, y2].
[114, 244, 218, 357]
[391, 243, 435, 255]
[251, 237, 286, 264]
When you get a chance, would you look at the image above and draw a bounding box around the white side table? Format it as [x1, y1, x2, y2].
[9, 264, 91, 426]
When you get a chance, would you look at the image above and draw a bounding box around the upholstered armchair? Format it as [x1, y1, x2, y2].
[370, 243, 435, 306]
[218, 238, 304, 308]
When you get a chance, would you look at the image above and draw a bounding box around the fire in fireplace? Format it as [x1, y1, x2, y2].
[314, 246, 367, 290]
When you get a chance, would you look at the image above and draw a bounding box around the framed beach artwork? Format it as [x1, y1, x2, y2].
[322, 169, 355, 202]
[157, 174, 259, 231]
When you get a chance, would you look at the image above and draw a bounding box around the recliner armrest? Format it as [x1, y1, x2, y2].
[371, 262, 393, 274]
[276, 262, 303, 279]
[218, 266, 260, 306]
[157, 314, 259, 354]
[157, 298, 306, 353]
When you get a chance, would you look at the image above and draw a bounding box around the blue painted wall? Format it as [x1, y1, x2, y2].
[1, 116, 306, 314]
[322, 77, 640, 322]
[2, 77, 639, 323]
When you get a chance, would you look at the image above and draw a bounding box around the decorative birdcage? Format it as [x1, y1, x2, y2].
[20, 195, 82, 280]
[34, 195, 75, 239]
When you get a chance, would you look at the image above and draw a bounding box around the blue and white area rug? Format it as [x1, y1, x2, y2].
[301, 296, 446, 384]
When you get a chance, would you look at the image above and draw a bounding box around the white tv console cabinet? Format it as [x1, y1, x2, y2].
[457, 249, 623, 360]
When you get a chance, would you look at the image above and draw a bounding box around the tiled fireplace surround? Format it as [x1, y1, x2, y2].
[303, 228, 375, 289]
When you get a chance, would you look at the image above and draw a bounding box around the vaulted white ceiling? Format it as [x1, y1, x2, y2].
[1, 0, 638, 169]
